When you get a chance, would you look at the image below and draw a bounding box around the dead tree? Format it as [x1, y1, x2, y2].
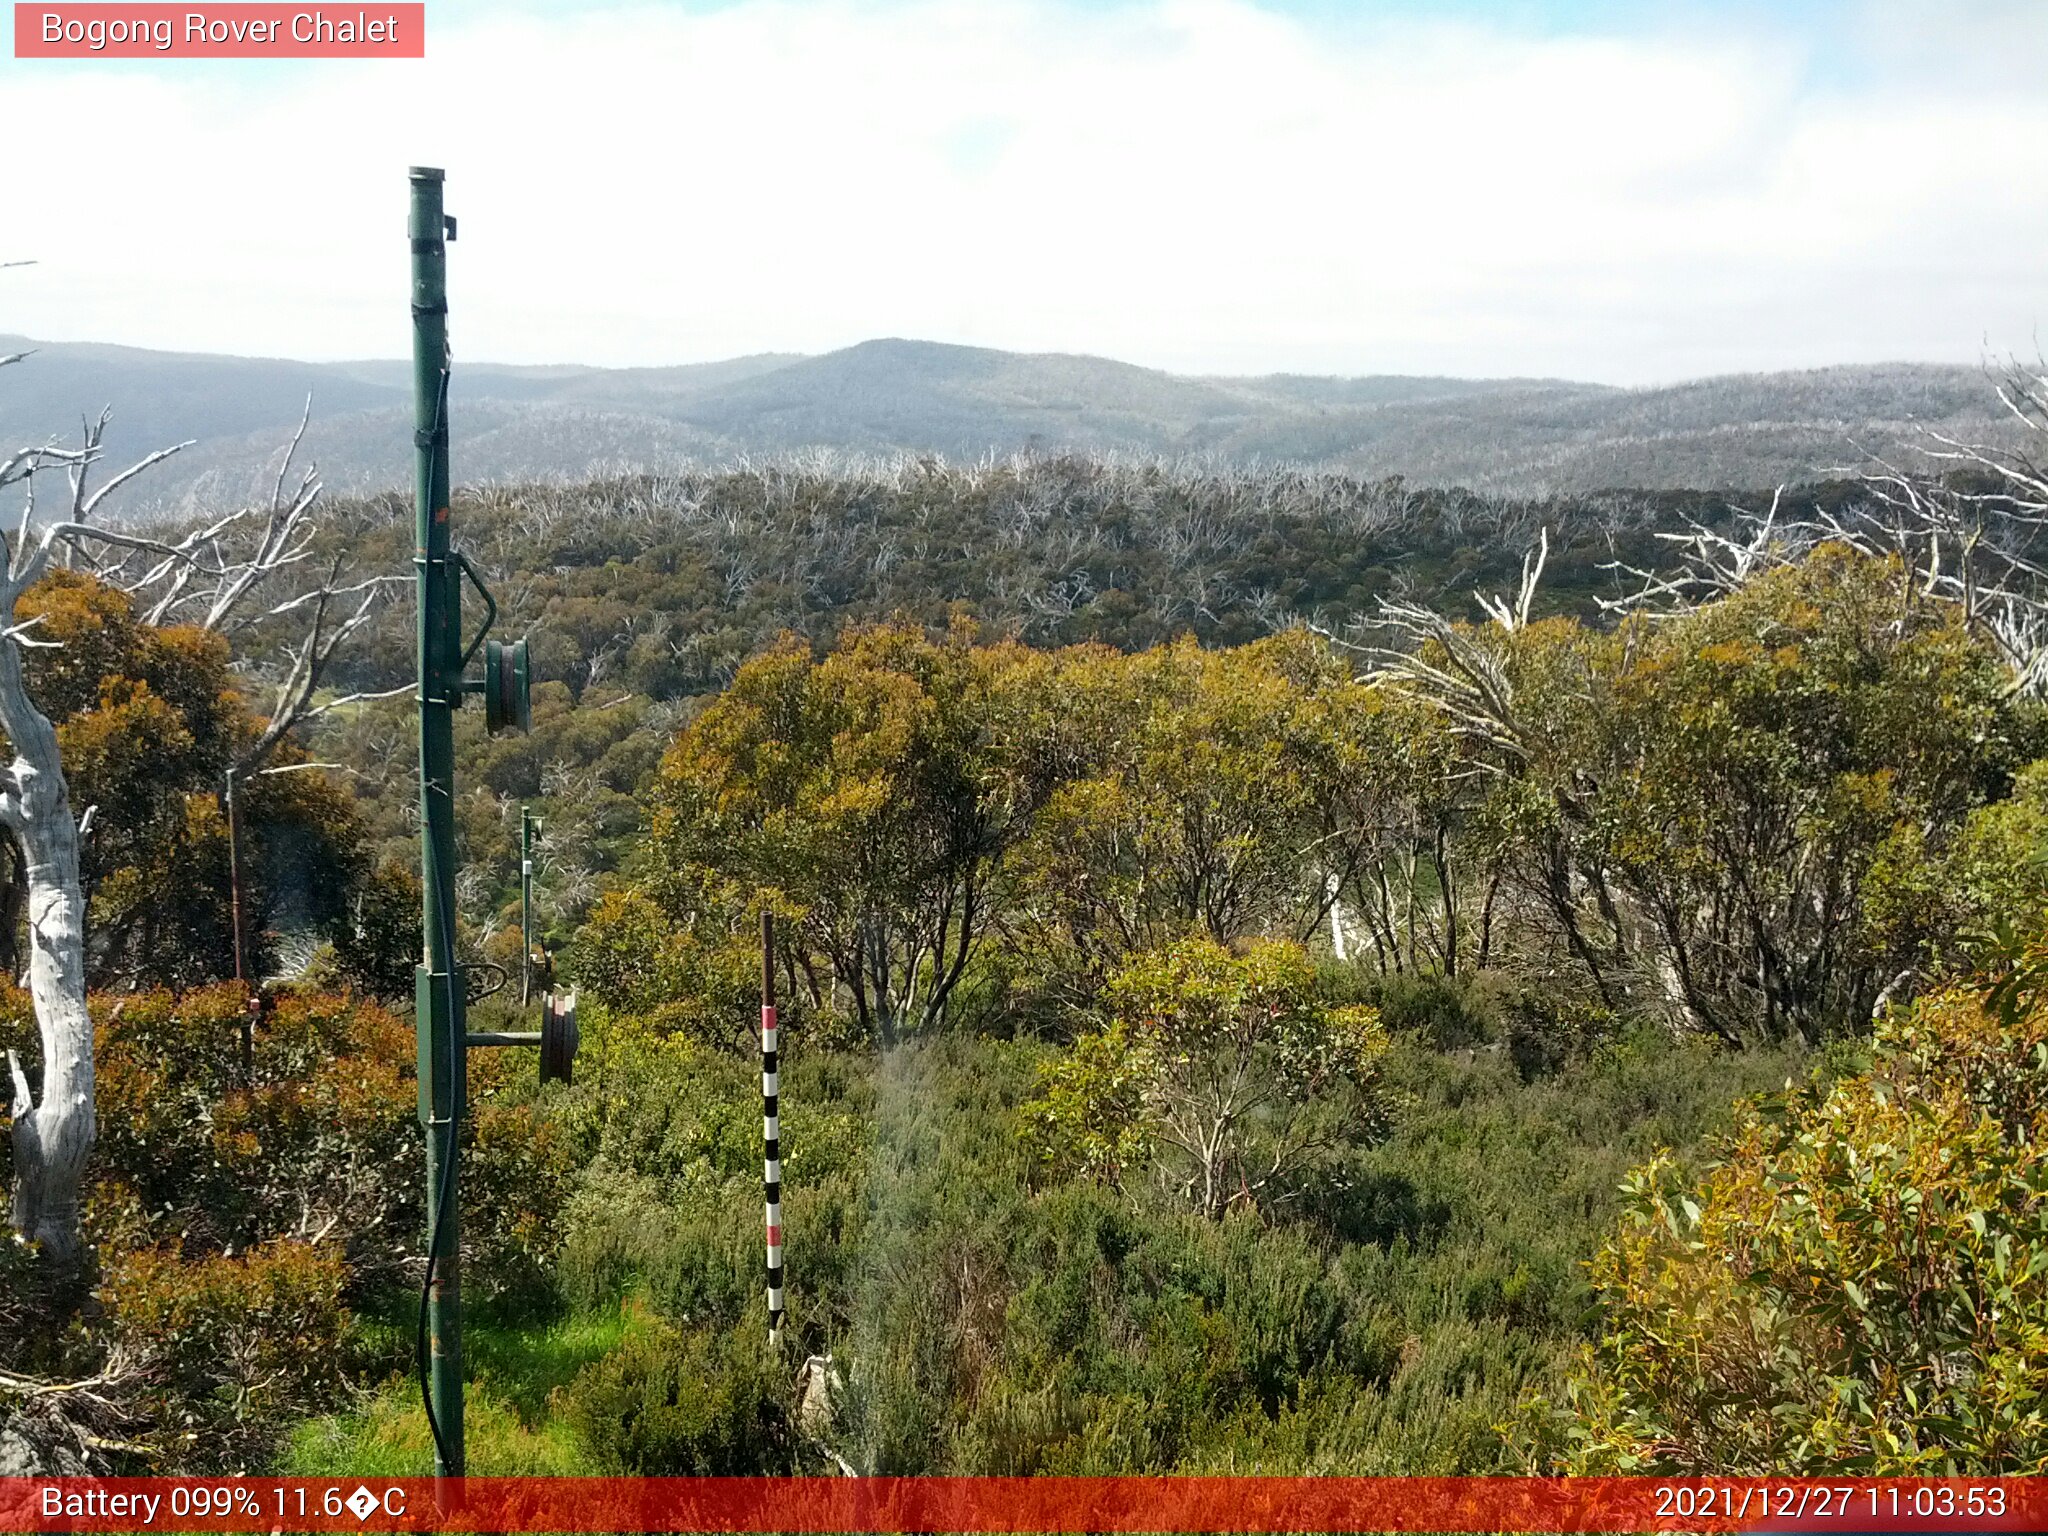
[108, 399, 410, 773]
[1600, 362, 2048, 693]
[1, 365, 400, 1262]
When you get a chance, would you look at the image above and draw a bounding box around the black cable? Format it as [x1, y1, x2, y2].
[417, 838, 464, 1475]
[417, 1093, 458, 1472]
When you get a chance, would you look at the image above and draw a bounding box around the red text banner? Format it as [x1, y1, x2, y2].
[14, 5, 424, 58]
[0, 1477, 2041, 1533]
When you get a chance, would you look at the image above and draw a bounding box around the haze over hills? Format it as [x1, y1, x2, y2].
[0, 333, 2021, 513]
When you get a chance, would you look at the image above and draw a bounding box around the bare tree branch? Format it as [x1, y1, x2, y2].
[0, 357, 392, 1257]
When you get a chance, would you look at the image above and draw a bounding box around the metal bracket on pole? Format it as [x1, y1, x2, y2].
[454, 551, 496, 670]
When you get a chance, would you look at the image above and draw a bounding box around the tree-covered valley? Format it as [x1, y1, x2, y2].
[6, 406, 2048, 1479]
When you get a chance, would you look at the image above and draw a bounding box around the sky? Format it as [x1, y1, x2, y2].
[3, 0, 2046, 385]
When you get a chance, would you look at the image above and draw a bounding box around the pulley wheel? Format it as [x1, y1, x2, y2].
[540, 991, 578, 1086]
[484, 637, 532, 735]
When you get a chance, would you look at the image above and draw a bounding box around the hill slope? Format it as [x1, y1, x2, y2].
[0, 334, 2017, 510]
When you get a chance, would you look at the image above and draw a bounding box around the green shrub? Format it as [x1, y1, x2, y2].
[555, 1169, 761, 1332]
[1498, 981, 1618, 1080]
[463, 1055, 584, 1306]
[561, 1315, 791, 1473]
[1370, 972, 1496, 1051]
[1025, 937, 1389, 1218]
[330, 1021, 1797, 1481]
[327, 859, 421, 1002]
[556, 1171, 676, 1312]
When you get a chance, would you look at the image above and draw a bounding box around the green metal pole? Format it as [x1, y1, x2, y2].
[521, 808, 533, 1006]
[410, 165, 465, 1481]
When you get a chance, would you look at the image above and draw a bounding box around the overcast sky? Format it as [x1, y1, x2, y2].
[4, 0, 2045, 384]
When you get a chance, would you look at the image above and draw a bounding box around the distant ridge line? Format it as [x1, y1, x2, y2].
[0, 333, 2020, 511]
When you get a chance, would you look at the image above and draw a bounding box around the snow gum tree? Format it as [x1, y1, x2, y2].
[1, 359, 399, 1262]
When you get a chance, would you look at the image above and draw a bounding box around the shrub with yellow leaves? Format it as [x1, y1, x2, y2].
[1515, 978, 2048, 1473]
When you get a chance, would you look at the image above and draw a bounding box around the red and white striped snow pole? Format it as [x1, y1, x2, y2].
[761, 911, 785, 1340]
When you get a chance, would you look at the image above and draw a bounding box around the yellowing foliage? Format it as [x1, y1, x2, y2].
[1517, 980, 2048, 1473]
[1025, 937, 1388, 1218]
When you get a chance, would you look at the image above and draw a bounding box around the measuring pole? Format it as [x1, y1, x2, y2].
[520, 808, 534, 1005]
[410, 164, 465, 1481]
[762, 911, 784, 1341]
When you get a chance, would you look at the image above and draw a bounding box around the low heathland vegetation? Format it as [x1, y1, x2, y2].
[8, 411, 2048, 1473]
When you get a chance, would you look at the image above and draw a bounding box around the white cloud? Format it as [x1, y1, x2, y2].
[2, 0, 2044, 383]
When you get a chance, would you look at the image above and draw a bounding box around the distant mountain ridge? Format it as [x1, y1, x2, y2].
[0, 334, 2018, 512]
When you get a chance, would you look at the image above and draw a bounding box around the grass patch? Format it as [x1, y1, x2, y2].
[280, 1379, 591, 1477]
[282, 1297, 657, 1475]
[467, 1297, 645, 1423]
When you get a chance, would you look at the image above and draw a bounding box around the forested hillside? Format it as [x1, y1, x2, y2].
[7, 418, 2048, 1477]
[280, 463, 1812, 927]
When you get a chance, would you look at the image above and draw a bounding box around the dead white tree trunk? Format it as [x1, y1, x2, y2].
[0, 633, 90, 1260]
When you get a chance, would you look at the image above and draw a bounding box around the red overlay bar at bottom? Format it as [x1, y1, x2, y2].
[1, 1477, 2042, 1532]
